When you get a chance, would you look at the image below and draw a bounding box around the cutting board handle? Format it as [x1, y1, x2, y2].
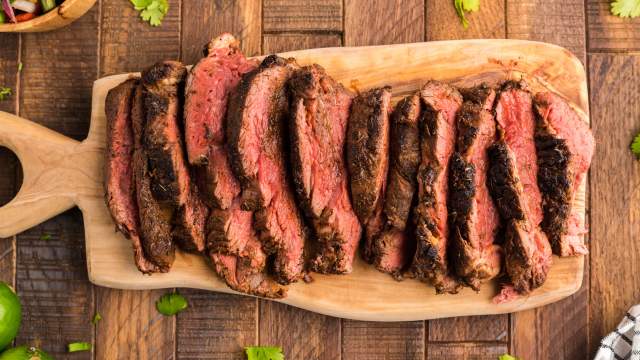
[0, 111, 85, 238]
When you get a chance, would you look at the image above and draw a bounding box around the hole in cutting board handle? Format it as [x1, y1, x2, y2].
[0, 146, 22, 208]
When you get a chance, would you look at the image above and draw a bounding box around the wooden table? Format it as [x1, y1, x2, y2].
[0, 0, 636, 359]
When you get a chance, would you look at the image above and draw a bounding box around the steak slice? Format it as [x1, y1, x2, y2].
[105, 78, 160, 274]
[489, 82, 552, 301]
[448, 85, 501, 290]
[142, 61, 208, 253]
[184, 34, 258, 209]
[346, 87, 392, 263]
[373, 94, 421, 277]
[411, 81, 463, 293]
[534, 92, 594, 256]
[227, 55, 307, 284]
[207, 199, 286, 298]
[131, 84, 175, 272]
[289, 65, 362, 274]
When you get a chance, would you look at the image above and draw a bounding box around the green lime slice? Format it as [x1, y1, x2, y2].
[0, 283, 21, 352]
[0, 346, 53, 360]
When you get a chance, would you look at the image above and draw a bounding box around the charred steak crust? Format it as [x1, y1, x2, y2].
[288, 64, 362, 274]
[372, 94, 421, 277]
[131, 84, 175, 272]
[105, 78, 160, 274]
[448, 85, 501, 290]
[533, 92, 594, 257]
[411, 81, 463, 294]
[142, 61, 208, 253]
[226, 55, 307, 284]
[346, 87, 392, 263]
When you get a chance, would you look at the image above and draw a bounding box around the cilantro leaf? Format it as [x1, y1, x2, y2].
[631, 132, 640, 159]
[40, 233, 51, 241]
[130, 0, 168, 26]
[0, 87, 11, 101]
[156, 292, 188, 316]
[17, 62, 22, 72]
[454, 0, 481, 28]
[92, 312, 102, 324]
[498, 354, 519, 360]
[68, 342, 92, 352]
[611, 0, 640, 18]
[245, 346, 284, 360]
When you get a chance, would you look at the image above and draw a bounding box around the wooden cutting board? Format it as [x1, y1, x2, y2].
[0, 39, 588, 321]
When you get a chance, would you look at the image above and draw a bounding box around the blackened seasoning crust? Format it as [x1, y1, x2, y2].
[346, 87, 392, 263]
[142, 61, 208, 253]
[448, 85, 501, 291]
[411, 81, 463, 293]
[289, 64, 362, 274]
[227, 55, 307, 284]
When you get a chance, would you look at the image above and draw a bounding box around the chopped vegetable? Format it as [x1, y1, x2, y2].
[15, 12, 35, 22]
[245, 346, 284, 360]
[155, 292, 187, 316]
[17, 62, 22, 72]
[67, 342, 92, 353]
[39, 233, 51, 241]
[0, 282, 21, 351]
[498, 354, 519, 360]
[454, 0, 480, 28]
[611, 0, 640, 18]
[0, 11, 5, 24]
[92, 312, 102, 325]
[631, 132, 640, 159]
[0, 87, 11, 101]
[1, 0, 16, 23]
[130, 0, 169, 26]
[39, 0, 56, 12]
[0, 346, 53, 360]
[11, 1, 37, 13]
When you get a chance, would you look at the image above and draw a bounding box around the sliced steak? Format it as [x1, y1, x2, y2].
[489, 82, 552, 300]
[289, 65, 362, 274]
[184, 34, 258, 209]
[105, 78, 160, 274]
[227, 55, 307, 284]
[142, 61, 208, 253]
[131, 84, 175, 272]
[411, 81, 463, 293]
[448, 85, 501, 290]
[373, 94, 421, 277]
[346, 87, 392, 263]
[534, 92, 594, 256]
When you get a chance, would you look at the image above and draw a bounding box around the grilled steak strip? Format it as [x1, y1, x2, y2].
[346, 87, 392, 263]
[289, 65, 362, 274]
[131, 83, 175, 272]
[227, 55, 307, 284]
[411, 81, 463, 293]
[373, 94, 421, 277]
[105, 79, 159, 274]
[489, 81, 552, 301]
[185, 34, 258, 210]
[449, 85, 501, 290]
[534, 92, 594, 256]
[142, 61, 208, 253]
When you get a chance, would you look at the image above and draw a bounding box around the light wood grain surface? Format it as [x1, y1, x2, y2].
[0, 0, 631, 358]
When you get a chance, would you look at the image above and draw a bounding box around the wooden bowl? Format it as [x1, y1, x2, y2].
[0, 0, 96, 32]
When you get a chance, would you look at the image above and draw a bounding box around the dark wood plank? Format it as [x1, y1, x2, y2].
[505, 2, 589, 358]
[429, 316, 508, 342]
[100, 0, 181, 77]
[587, 0, 640, 52]
[181, 0, 261, 65]
[589, 54, 640, 357]
[15, 7, 99, 358]
[342, 321, 424, 360]
[0, 33, 19, 287]
[507, 0, 586, 62]
[95, 288, 174, 359]
[259, 302, 340, 359]
[425, 0, 505, 40]
[427, 342, 508, 360]
[176, 290, 257, 360]
[96, 1, 182, 359]
[262, 33, 342, 54]
[263, 0, 342, 33]
[344, 0, 424, 46]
